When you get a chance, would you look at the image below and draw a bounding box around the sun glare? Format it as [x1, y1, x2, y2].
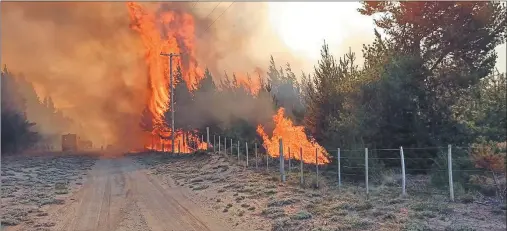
[268, 2, 365, 60]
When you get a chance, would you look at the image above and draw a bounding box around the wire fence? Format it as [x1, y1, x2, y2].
[179, 129, 506, 203]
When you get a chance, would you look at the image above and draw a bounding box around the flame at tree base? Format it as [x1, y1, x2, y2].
[144, 129, 208, 153]
[257, 108, 330, 165]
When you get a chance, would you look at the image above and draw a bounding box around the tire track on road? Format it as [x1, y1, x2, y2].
[97, 173, 112, 231]
[7, 156, 232, 231]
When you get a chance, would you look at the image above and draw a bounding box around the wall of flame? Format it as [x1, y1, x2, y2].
[127, 2, 329, 162]
[257, 108, 330, 165]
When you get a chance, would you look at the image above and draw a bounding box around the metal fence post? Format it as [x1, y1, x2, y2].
[230, 139, 232, 155]
[337, 148, 341, 188]
[400, 146, 406, 197]
[219, 136, 221, 153]
[448, 144, 454, 202]
[279, 139, 285, 182]
[213, 135, 216, 152]
[365, 147, 369, 197]
[237, 140, 240, 163]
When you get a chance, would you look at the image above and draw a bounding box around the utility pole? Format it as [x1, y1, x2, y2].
[160, 52, 180, 154]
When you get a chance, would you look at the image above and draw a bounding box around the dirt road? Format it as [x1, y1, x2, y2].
[6, 156, 232, 231]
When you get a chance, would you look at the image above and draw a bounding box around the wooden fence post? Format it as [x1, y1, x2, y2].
[288, 147, 291, 172]
[338, 148, 341, 188]
[400, 146, 406, 197]
[315, 148, 319, 188]
[206, 128, 210, 150]
[255, 143, 258, 169]
[448, 144, 454, 202]
[365, 148, 369, 198]
[246, 142, 249, 167]
[279, 139, 285, 182]
[300, 147, 304, 185]
[266, 151, 269, 171]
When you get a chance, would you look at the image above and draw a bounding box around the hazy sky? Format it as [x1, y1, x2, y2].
[267, 2, 506, 73]
[1, 2, 504, 148]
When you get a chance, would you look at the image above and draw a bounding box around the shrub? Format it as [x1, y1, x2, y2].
[469, 141, 507, 200]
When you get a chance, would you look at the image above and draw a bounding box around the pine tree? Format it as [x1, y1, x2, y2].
[359, 1, 507, 146]
[194, 67, 220, 136]
[166, 65, 195, 132]
[1, 65, 39, 154]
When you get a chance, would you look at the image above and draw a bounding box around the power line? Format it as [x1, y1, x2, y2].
[191, 0, 199, 10]
[204, 2, 222, 21]
[203, 1, 235, 35]
[160, 52, 181, 154]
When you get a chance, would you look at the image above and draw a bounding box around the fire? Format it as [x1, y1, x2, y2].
[127, 2, 205, 152]
[145, 130, 208, 153]
[127, 2, 202, 119]
[234, 73, 262, 96]
[257, 108, 330, 165]
[127, 3, 321, 157]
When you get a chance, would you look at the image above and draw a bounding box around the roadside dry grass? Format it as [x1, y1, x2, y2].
[134, 151, 506, 231]
[1, 154, 96, 229]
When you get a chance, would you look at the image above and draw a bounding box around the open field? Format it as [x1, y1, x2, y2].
[1, 154, 96, 229]
[1, 151, 505, 231]
[1, 153, 233, 231]
[134, 151, 507, 231]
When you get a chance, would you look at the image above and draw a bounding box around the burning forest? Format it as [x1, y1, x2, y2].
[128, 1, 327, 160]
[1, 1, 330, 163]
[2, 2, 505, 230]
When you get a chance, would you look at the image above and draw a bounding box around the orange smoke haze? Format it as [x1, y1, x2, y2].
[257, 108, 330, 165]
[1, 2, 148, 150]
[0, 2, 307, 152]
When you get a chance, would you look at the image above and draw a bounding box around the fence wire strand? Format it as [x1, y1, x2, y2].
[200, 132, 505, 202]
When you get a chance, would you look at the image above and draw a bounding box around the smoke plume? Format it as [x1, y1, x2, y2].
[0, 2, 301, 150]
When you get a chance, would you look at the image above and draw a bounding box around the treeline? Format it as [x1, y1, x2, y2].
[1, 66, 75, 154]
[153, 2, 506, 179]
[303, 2, 506, 160]
[140, 63, 302, 146]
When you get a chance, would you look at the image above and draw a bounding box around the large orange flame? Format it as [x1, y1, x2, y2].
[234, 73, 262, 96]
[127, 3, 324, 158]
[127, 2, 205, 152]
[257, 108, 330, 165]
[144, 130, 208, 153]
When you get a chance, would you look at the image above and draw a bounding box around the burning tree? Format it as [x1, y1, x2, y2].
[257, 108, 330, 165]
